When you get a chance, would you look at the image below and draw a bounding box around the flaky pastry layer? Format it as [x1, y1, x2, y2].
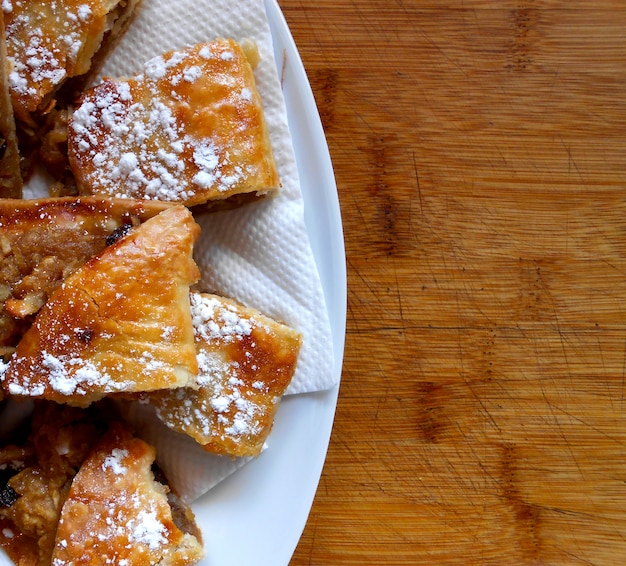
[2, 205, 200, 406]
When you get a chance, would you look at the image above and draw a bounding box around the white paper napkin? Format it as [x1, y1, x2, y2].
[22, 0, 335, 501]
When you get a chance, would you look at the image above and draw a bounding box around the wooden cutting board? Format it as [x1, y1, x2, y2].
[283, 1, 626, 564]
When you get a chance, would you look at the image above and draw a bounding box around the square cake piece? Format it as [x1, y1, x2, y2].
[4, 0, 142, 127]
[68, 39, 280, 207]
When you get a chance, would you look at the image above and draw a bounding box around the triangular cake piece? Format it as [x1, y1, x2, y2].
[0, 196, 170, 358]
[148, 291, 302, 457]
[51, 424, 204, 565]
[0, 9, 22, 198]
[68, 39, 280, 208]
[2, 205, 200, 406]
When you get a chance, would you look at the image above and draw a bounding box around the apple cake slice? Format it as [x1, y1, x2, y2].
[0, 196, 170, 359]
[0, 401, 204, 566]
[147, 291, 302, 457]
[52, 423, 204, 565]
[68, 39, 280, 208]
[2, 205, 201, 406]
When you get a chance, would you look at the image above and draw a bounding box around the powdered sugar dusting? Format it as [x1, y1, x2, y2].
[190, 292, 253, 344]
[42, 351, 107, 395]
[129, 508, 168, 550]
[183, 65, 202, 83]
[3, 344, 175, 400]
[55, 494, 170, 562]
[102, 448, 129, 475]
[77, 4, 92, 22]
[53, 435, 179, 563]
[160, 326, 176, 341]
[154, 351, 266, 446]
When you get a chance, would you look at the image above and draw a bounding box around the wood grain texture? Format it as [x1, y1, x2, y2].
[280, 1, 626, 564]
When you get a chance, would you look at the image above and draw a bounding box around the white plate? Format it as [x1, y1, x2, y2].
[190, 2, 346, 565]
[0, 0, 345, 564]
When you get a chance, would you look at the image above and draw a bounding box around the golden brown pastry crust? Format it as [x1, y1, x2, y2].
[4, 0, 142, 127]
[51, 423, 204, 565]
[149, 291, 302, 457]
[0, 196, 170, 358]
[0, 9, 22, 198]
[68, 39, 280, 207]
[2, 205, 201, 406]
